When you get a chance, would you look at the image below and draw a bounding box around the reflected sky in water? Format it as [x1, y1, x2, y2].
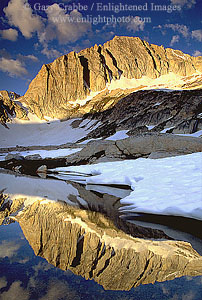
[0, 171, 202, 299]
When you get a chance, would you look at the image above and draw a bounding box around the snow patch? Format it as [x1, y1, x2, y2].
[106, 72, 187, 91]
[176, 130, 202, 138]
[57, 153, 202, 221]
[0, 118, 98, 147]
[106, 130, 129, 141]
[68, 89, 106, 108]
[161, 126, 175, 133]
[146, 125, 156, 130]
[153, 102, 162, 107]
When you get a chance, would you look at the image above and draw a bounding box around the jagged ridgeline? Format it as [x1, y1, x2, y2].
[21, 36, 202, 119]
[0, 90, 28, 125]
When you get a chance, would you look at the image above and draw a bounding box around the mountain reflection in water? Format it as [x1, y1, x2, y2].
[0, 171, 202, 298]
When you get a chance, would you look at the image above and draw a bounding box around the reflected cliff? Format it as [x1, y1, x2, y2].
[0, 170, 169, 240]
[15, 201, 202, 291]
[1, 171, 202, 291]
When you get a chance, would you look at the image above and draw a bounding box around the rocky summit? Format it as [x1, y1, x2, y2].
[19, 36, 202, 119]
[0, 90, 28, 126]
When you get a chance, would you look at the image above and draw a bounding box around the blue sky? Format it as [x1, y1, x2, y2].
[0, 0, 202, 96]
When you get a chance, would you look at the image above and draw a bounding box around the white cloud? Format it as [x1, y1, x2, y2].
[39, 279, 79, 300]
[192, 29, 202, 42]
[165, 24, 189, 37]
[170, 35, 180, 46]
[126, 16, 145, 32]
[0, 281, 29, 300]
[0, 241, 21, 258]
[25, 55, 39, 62]
[182, 291, 196, 300]
[170, 0, 196, 9]
[4, 0, 43, 38]
[0, 28, 18, 41]
[0, 58, 28, 77]
[41, 46, 62, 59]
[40, 5, 91, 44]
[18, 54, 39, 62]
[193, 50, 202, 56]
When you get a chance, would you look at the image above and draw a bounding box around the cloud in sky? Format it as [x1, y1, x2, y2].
[170, 0, 196, 9]
[17, 54, 39, 62]
[165, 24, 189, 38]
[40, 5, 91, 45]
[0, 58, 28, 78]
[4, 0, 43, 38]
[193, 50, 202, 56]
[192, 29, 202, 42]
[0, 28, 18, 41]
[0, 281, 29, 300]
[126, 16, 145, 33]
[41, 46, 62, 59]
[0, 241, 21, 258]
[39, 279, 79, 300]
[170, 35, 180, 46]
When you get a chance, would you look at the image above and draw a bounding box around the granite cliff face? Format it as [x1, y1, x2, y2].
[21, 36, 202, 119]
[16, 201, 202, 291]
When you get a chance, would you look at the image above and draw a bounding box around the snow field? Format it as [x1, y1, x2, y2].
[0, 148, 82, 161]
[0, 118, 99, 147]
[53, 153, 202, 220]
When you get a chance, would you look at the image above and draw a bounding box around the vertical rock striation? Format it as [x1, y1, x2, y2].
[20, 36, 202, 119]
[17, 201, 202, 291]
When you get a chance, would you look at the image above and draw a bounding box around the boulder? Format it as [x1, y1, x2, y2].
[5, 153, 24, 161]
[66, 134, 202, 165]
[25, 154, 42, 160]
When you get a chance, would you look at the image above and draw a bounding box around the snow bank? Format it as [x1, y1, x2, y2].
[0, 148, 82, 161]
[177, 130, 202, 138]
[107, 72, 187, 91]
[54, 153, 202, 221]
[106, 130, 129, 141]
[0, 118, 98, 148]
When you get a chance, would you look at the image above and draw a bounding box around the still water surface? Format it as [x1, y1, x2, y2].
[0, 172, 202, 300]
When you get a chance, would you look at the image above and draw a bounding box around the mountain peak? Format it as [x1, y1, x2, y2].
[21, 36, 202, 119]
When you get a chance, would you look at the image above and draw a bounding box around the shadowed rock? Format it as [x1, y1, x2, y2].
[65, 133, 202, 165]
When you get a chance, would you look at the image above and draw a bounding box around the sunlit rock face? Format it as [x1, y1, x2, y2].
[20, 36, 202, 119]
[0, 90, 28, 125]
[16, 201, 202, 291]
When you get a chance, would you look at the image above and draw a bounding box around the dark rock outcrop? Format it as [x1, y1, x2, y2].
[79, 89, 202, 140]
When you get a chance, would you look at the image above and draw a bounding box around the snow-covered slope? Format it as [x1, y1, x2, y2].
[50, 152, 202, 221]
[107, 72, 202, 91]
[0, 117, 100, 147]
